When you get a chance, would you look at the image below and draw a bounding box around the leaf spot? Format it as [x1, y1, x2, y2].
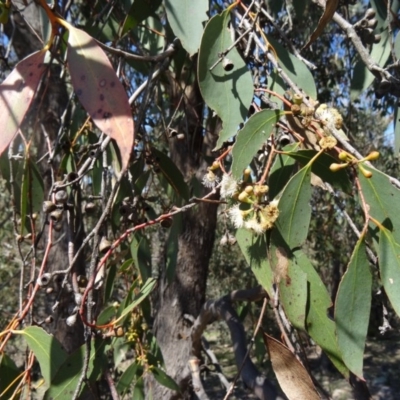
[99, 94, 105, 101]
[103, 111, 112, 119]
[99, 79, 107, 87]
[110, 81, 115, 87]
[80, 74, 86, 81]
[274, 246, 288, 283]
[16, 79, 25, 91]
[76, 89, 83, 96]
[97, 108, 103, 114]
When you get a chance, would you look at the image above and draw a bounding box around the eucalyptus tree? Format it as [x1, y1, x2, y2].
[0, 1, 399, 400]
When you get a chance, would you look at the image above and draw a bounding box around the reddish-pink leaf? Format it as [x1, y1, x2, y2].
[67, 26, 134, 169]
[0, 50, 46, 156]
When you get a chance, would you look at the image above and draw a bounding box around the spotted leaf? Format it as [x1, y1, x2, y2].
[0, 50, 46, 156]
[67, 26, 134, 169]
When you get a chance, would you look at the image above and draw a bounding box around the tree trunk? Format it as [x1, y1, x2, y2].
[148, 70, 219, 398]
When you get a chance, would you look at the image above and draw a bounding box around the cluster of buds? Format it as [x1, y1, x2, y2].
[315, 104, 343, 130]
[42, 181, 70, 225]
[290, 93, 314, 128]
[330, 150, 380, 178]
[315, 104, 349, 143]
[119, 196, 148, 225]
[228, 199, 279, 235]
[203, 162, 280, 235]
[223, 169, 279, 235]
[354, 8, 380, 46]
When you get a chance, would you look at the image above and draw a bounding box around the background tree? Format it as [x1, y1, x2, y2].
[0, 1, 400, 399]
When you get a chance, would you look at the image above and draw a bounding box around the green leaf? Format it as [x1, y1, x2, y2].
[350, 30, 391, 100]
[394, 105, 400, 155]
[130, 157, 145, 182]
[0, 3, 10, 24]
[21, 159, 44, 232]
[123, 0, 162, 35]
[293, 0, 311, 19]
[394, 31, 400, 60]
[268, 143, 298, 199]
[350, 0, 400, 99]
[275, 164, 312, 250]
[97, 305, 117, 326]
[285, 150, 352, 194]
[198, 9, 254, 149]
[165, 0, 208, 56]
[29, 159, 44, 210]
[231, 110, 284, 180]
[350, 60, 373, 101]
[236, 229, 274, 296]
[20, 156, 29, 236]
[115, 278, 157, 324]
[131, 233, 152, 281]
[132, 15, 166, 56]
[358, 165, 400, 246]
[335, 237, 372, 378]
[0, 50, 46, 157]
[15, 326, 67, 384]
[132, 377, 145, 399]
[294, 251, 349, 378]
[152, 367, 180, 392]
[370, 0, 400, 28]
[44, 339, 107, 399]
[267, 36, 317, 100]
[117, 362, 141, 396]
[67, 25, 134, 169]
[0, 353, 21, 399]
[104, 263, 118, 303]
[85, 14, 121, 42]
[151, 147, 189, 201]
[378, 227, 400, 318]
[269, 230, 307, 330]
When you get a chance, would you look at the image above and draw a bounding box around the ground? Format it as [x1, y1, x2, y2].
[202, 325, 400, 400]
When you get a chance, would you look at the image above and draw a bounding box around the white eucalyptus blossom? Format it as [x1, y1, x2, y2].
[244, 217, 265, 235]
[228, 205, 244, 228]
[220, 174, 237, 198]
[202, 170, 219, 188]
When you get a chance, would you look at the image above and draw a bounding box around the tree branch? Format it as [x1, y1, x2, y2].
[191, 286, 284, 400]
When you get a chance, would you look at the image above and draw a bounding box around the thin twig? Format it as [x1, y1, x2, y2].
[253, 0, 317, 70]
[97, 38, 178, 63]
[209, 25, 254, 71]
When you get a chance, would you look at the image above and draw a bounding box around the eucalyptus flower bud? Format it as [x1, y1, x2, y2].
[50, 209, 63, 222]
[37, 273, 52, 287]
[43, 201, 57, 214]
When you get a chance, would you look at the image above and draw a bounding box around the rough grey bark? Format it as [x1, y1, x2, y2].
[147, 72, 219, 399]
